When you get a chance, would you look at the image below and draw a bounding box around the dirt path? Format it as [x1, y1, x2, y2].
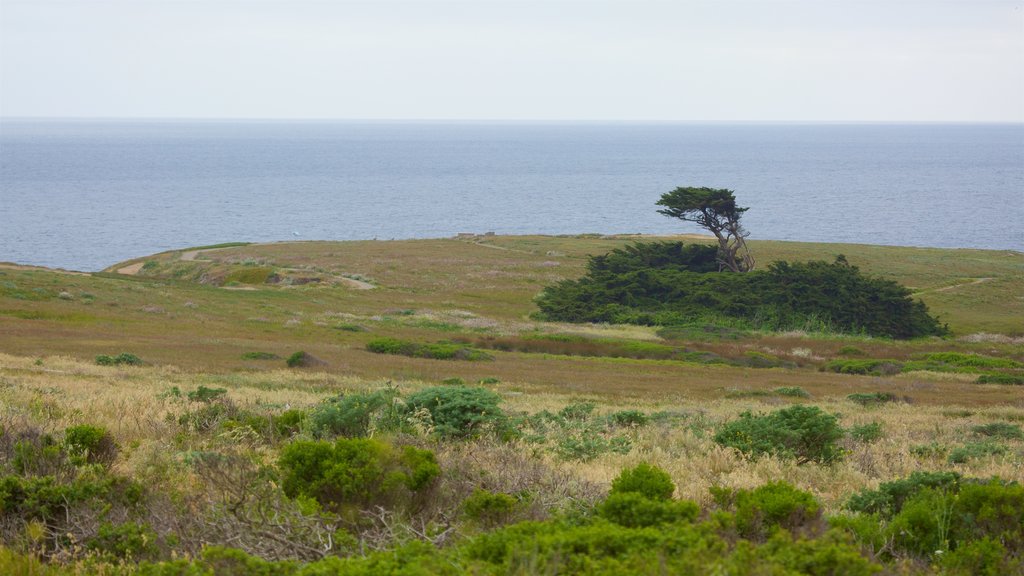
[915, 277, 994, 295]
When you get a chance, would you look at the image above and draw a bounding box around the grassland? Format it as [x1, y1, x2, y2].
[1, 234, 1022, 573]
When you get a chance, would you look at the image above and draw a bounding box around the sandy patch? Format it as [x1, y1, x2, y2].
[221, 285, 258, 291]
[337, 276, 375, 290]
[116, 262, 145, 275]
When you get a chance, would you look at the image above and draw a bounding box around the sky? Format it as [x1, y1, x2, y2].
[0, 0, 1022, 122]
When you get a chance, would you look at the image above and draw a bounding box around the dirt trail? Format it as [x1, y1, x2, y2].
[915, 277, 994, 295]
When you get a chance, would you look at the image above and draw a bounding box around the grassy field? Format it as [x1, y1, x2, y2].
[1, 235, 1022, 573]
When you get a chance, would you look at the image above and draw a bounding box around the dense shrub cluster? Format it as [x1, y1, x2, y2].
[536, 242, 946, 338]
[713, 405, 844, 464]
[366, 338, 493, 361]
[96, 352, 143, 366]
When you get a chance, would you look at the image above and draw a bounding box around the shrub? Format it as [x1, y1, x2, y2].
[824, 359, 902, 376]
[731, 482, 821, 539]
[95, 352, 143, 366]
[558, 401, 596, 421]
[334, 323, 366, 332]
[609, 463, 676, 501]
[186, 386, 227, 403]
[462, 489, 520, 527]
[272, 409, 307, 438]
[607, 410, 650, 427]
[950, 480, 1024, 552]
[598, 492, 699, 528]
[847, 471, 961, 517]
[223, 266, 274, 285]
[837, 345, 866, 357]
[441, 377, 465, 385]
[971, 422, 1024, 440]
[403, 386, 505, 438]
[478, 377, 501, 385]
[366, 338, 493, 361]
[63, 424, 117, 466]
[888, 487, 956, 555]
[278, 438, 440, 512]
[941, 537, 1021, 576]
[847, 392, 900, 406]
[948, 442, 1008, 464]
[286, 351, 307, 367]
[918, 352, 1022, 370]
[308, 389, 401, 438]
[87, 522, 158, 560]
[774, 386, 811, 398]
[848, 422, 884, 443]
[713, 405, 844, 464]
[241, 351, 278, 360]
[977, 373, 1024, 385]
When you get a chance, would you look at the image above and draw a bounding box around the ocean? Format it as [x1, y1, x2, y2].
[1, 120, 1021, 271]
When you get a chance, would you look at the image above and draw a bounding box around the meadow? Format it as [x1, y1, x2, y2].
[1, 234, 1022, 574]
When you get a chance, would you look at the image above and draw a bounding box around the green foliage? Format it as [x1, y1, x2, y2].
[940, 537, 1022, 576]
[598, 492, 699, 528]
[478, 377, 501, 385]
[403, 386, 505, 438]
[223, 267, 274, 285]
[774, 386, 811, 398]
[277, 438, 440, 512]
[847, 392, 900, 406]
[606, 410, 650, 427]
[948, 442, 1008, 464]
[558, 401, 596, 421]
[95, 352, 143, 366]
[0, 473, 143, 524]
[63, 424, 117, 466]
[971, 422, 1024, 440]
[285, 351, 307, 367]
[334, 323, 366, 332]
[888, 487, 956, 555]
[847, 471, 961, 517]
[272, 409, 307, 438]
[609, 463, 675, 501]
[730, 482, 822, 539]
[187, 386, 227, 403]
[977, 373, 1024, 385]
[713, 405, 844, 464]
[440, 377, 465, 385]
[241, 351, 278, 360]
[366, 337, 493, 361]
[308, 389, 402, 438]
[87, 522, 158, 560]
[917, 353, 1022, 370]
[462, 489, 520, 527]
[536, 245, 945, 338]
[837, 345, 866, 356]
[824, 359, 902, 375]
[849, 422, 884, 443]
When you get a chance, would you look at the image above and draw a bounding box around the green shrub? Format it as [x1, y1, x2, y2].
[847, 471, 961, 517]
[366, 338, 493, 361]
[187, 386, 227, 403]
[334, 323, 366, 332]
[286, 351, 307, 367]
[950, 480, 1024, 552]
[940, 537, 1021, 576]
[971, 422, 1024, 440]
[731, 482, 821, 539]
[478, 377, 501, 385]
[558, 401, 596, 421]
[977, 373, 1024, 385]
[271, 409, 307, 438]
[824, 359, 902, 375]
[95, 352, 143, 366]
[848, 422, 884, 443]
[837, 345, 866, 357]
[87, 522, 158, 560]
[598, 492, 699, 528]
[403, 386, 505, 438]
[462, 489, 520, 527]
[440, 377, 465, 385]
[278, 438, 439, 512]
[609, 463, 675, 501]
[888, 487, 956, 555]
[910, 442, 949, 458]
[713, 405, 844, 464]
[223, 267, 274, 285]
[918, 352, 1022, 370]
[847, 392, 900, 406]
[63, 424, 117, 466]
[241, 351, 278, 360]
[308, 389, 401, 438]
[948, 442, 1008, 464]
[607, 410, 650, 427]
[774, 386, 811, 398]
[553, 433, 631, 462]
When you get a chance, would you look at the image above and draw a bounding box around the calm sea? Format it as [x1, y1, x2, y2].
[1, 120, 1022, 271]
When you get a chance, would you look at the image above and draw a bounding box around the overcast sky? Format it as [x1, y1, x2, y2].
[1, 0, 1021, 121]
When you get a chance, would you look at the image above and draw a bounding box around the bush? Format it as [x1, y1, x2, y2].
[948, 442, 1008, 464]
[598, 492, 699, 528]
[847, 392, 900, 406]
[366, 338, 493, 361]
[241, 351, 278, 360]
[271, 409, 307, 438]
[403, 386, 505, 438]
[837, 345, 866, 357]
[950, 480, 1024, 552]
[308, 389, 401, 438]
[63, 424, 117, 466]
[977, 373, 1024, 385]
[278, 438, 440, 512]
[187, 386, 227, 403]
[774, 386, 811, 398]
[609, 463, 676, 501]
[824, 360, 902, 376]
[95, 352, 143, 366]
[223, 266, 274, 285]
[713, 405, 844, 464]
[607, 410, 650, 427]
[731, 482, 821, 539]
[848, 422, 884, 443]
[887, 487, 956, 556]
[286, 351, 307, 367]
[847, 471, 961, 517]
[558, 401, 596, 421]
[462, 489, 520, 527]
[971, 422, 1024, 440]
[87, 522, 158, 560]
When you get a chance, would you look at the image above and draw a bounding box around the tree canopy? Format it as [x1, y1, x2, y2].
[656, 187, 755, 273]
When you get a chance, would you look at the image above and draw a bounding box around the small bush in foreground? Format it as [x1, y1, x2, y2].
[462, 489, 521, 527]
[948, 442, 1008, 464]
[598, 492, 699, 528]
[714, 405, 844, 464]
[846, 471, 961, 517]
[308, 389, 402, 438]
[971, 422, 1024, 440]
[849, 422, 884, 443]
[186, 386, 227, 403]
[610, 463, 676, 501]
[731, 482, 822, 539]
[63, 424, 117, 466]
[977, 373, 1024, 385]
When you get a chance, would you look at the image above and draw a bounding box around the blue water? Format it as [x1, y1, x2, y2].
[1, 120, 1022, 271]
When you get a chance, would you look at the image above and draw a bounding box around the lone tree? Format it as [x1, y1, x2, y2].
[656, 187, 755, 272]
